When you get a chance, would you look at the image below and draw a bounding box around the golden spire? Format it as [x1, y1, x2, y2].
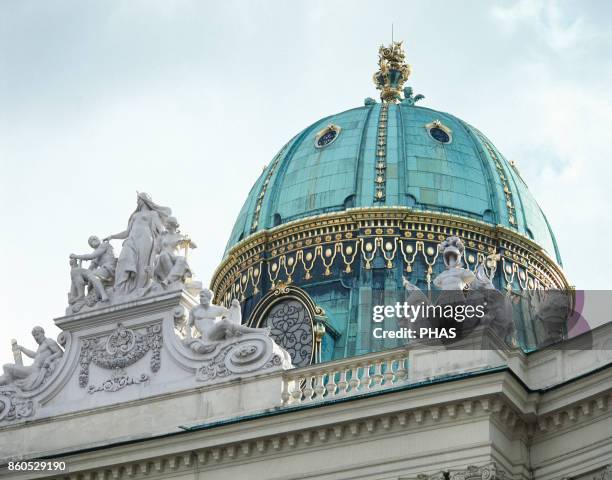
[373, 41, 412, 103]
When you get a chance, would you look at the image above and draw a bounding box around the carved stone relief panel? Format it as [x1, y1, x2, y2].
[78, 323, 162, 394]
[195, 334, 286, 383]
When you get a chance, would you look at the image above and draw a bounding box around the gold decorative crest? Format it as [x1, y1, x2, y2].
[373, 41, 412, 103]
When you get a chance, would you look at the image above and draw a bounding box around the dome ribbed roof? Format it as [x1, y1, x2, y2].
[225, 102, 561, 265]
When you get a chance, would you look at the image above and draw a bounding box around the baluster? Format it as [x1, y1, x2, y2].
[284, 353, 413, 404]
[291, 377, 304, 403]
[372, 361, 383, 388]
[348, 366, 361, 392]
[281, 378, 291, 404]
[325, 370, 337, 397]
[362, 364, 372, 390]
[313, 373, 326, 399]
[337, 368, 348, 394]
[302, 376, 315, 401]
[383, 358, 395, 385]
[395, 356, 408, 381]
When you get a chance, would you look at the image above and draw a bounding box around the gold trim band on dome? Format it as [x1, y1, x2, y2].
[250, 140, 292, 233]
[212, 207, 570, 306]
[476, 132, 517, 227]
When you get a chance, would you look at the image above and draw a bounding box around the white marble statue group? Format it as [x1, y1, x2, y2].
[0, 291, 290, 425]
[68, 192, 197, 312]
[0, 192, 292, 423]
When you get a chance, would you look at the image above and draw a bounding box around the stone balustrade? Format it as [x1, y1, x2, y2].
[281, 348, 411, 405]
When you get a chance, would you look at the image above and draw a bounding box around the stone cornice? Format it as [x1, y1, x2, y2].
[5, 367, 610, 479]
[53, 290, 198, 331]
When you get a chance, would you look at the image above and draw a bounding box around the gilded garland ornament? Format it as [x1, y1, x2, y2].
[212, 208, 569, 306]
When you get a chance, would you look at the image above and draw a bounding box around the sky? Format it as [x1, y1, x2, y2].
[1, 0, 611, 365]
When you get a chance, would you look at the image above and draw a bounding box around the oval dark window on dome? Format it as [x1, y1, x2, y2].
[429, 127, 450, 143]
[315, 124, 341, 148]
[317, 130, 337, 147]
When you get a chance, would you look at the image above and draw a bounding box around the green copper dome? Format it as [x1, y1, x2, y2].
[225, 101, 562, 265]
[214, 42, 569, 362]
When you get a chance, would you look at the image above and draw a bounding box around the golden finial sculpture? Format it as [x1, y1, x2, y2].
[373, 41, 412, 103]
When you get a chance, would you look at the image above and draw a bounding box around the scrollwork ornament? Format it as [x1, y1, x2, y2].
[195, 339, 286, 383]
[449, 464, 504, 480]
[263, 354, 282, 369]
[196, 345, 233, 382]
[264, 300, 313, 367]
[236, 344, 257, 359]
[86, 369, 149, 394]
[78, 323, 163, 388]
[146, 324, 163, 372]
[272, 284, 291, 296]
[106, 325, 136, 355]
[0, 390, 34, 422]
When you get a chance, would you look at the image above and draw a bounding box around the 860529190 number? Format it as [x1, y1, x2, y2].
[8, 461, 67, 472]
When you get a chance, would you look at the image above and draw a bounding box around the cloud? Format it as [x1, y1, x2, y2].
[491, 0, 603, 51]
[1, 0, 611, 368]
[486, 2, 612, 288]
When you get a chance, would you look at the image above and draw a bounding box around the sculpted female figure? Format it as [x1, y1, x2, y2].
[104, 193, 171, 296]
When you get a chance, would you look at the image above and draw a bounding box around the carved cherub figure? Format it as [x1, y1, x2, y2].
[401, 86, 425, 105]
[0, 327, 63, 391]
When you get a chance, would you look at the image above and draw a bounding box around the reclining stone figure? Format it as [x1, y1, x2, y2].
[183, 288, 264, 353]
[0, 327, 63, 391]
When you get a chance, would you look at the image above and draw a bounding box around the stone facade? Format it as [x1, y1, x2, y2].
[1, 323, 611, 478]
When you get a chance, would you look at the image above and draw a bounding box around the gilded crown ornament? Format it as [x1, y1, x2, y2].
[373, 41, 412, 103]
